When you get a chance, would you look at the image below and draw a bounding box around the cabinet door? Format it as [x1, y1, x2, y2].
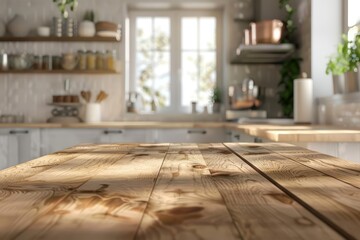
[41, 129, 104, 155]
[9, 129, 41, 164]
[100, 129, 156, 143]
[230, 131, 256, 142]
[156, 128, 227, 143]
[0, 130, 19, 170]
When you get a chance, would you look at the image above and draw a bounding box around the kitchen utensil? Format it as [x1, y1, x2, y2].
[250, 20, 283, 44]
[9, 53, 33, 70]
[61, 53, 78, 70]
[96, 90, 108, 103]
[81, 91, 92, 103]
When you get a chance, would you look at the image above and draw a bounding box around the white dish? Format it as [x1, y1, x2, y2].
[96, 31, 119, 38]
[37, 26, 50, 37]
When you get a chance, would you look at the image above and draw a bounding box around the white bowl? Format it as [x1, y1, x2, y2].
[37, 26, 50, 37]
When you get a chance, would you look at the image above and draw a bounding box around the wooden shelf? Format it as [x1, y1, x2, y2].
[0, 70, 119, 74]
[0, 36, 120, 42]
[231, 43, 295, 64]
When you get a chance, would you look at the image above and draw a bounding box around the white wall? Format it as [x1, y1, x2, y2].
[311, 0, 343, 99]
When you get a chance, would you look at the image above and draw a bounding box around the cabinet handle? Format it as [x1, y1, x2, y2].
[104, 130, 123, 134]
[234, 134, 240, 140]
[9, 130, 29, 135]
[187, 130, 207, 134]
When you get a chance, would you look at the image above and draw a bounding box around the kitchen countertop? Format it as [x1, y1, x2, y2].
[0, 142, 359, 239]
[1, 121, 359, 142]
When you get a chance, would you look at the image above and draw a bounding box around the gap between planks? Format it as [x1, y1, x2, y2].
[224, 142, 358, 240]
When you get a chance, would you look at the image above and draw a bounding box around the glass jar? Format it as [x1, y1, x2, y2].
[43, 55, 52, 70]
[96, 51, 104, 70]
[86, 50, 96, 70]
[78, 50, 87, 70]
[33, 56, 42, 70]
[52, 56, 62, 70]
[106, 50, 116, 71]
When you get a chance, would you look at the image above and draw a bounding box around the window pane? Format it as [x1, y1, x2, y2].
[182, 18, 198, 50]
[135, 16, 171, 112]
[154, 18, 170, 51]
[199, 17, 216, 50]
[348, 0, 360, 27]
[136, 18, 152, 51]
[198, 52, 216, 106]
[153, 52, 170, 107]
[182, 52, 199, 106]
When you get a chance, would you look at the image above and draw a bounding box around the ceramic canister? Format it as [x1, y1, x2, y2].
[7, 14, 29, 37]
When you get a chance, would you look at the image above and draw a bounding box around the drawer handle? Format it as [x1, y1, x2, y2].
[104, 130, 123, 135]
[187, 130, 207, 134]
[9, 130, 29, 135]
[234, 134, 240, 140]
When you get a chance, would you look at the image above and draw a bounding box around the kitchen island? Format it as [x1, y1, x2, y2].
[0, 143, 359, 239]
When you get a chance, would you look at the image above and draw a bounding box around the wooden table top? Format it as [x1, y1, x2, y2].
[1, 143, 360, 239]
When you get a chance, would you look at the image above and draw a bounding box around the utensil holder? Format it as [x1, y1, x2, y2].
[84, 103, 101, 123]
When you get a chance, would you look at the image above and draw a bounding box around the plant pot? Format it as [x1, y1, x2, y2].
[333, 71, 359, 94]
[212, 102, 221, 113]
[78, 21, 95, 37]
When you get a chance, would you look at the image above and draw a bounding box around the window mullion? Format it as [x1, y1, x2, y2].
[171, 12, 181, 112]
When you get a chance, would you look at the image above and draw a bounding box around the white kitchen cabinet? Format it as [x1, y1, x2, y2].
[0, 128, 41, 170]
[100, 129, 156, 143]
[41, 129, 104, 155]
[156, 128, 227, 143]
[228, 130, 256, 142]
[295, 142, 360, 164]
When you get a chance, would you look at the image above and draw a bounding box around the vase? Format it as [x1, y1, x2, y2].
[78, 21, 95, 37]
[212, 102, 221, 113]
[333, 71, 359, 94]
[7, 14, 29, 37]
[0, 20, 5, 36]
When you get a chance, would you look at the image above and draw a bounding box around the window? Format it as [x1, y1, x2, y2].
[346, 0, 360, 40]
[128, 10, 221, 113]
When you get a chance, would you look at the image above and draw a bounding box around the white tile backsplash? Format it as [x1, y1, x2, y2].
[0, 0, 294, 122]
[0, 0, 124, 122]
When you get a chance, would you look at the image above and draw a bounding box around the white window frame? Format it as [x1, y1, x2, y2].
[128, 10, 222, 113]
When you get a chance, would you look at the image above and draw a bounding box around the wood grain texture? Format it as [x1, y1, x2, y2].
[0, 144, 137, 239]
[261, 143, 360, 189]
[199, 143, 342, 240]
[16, 144, 168, 240]
[225, 142, 360, 239]
[136, 143, 240, 240]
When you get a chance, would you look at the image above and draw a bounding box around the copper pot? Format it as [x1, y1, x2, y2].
[250, 20, 283, 44]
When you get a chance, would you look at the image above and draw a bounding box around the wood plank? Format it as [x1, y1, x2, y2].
[0, 144, 137, 239]
[198, 143, 342, 240]
[16, 144, 168, 240]
[225, 142, 360, 239]
[0, 144, 103, 187]
[136, 143, 240, 240]
[261, 143, 360, 189]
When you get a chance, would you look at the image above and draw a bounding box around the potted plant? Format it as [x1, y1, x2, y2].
[78, 10, 96, 37]
[211, 87, 222, 113]
[326, 35, 360, 94]
[52, 0, 78, 19]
